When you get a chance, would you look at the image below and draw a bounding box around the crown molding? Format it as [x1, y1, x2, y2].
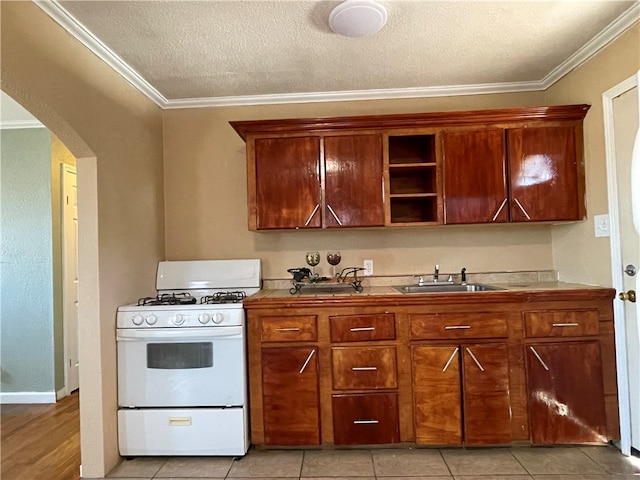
[0, 120, 45, 130]
[163, 80, 545, 109]
[541, 3, 640, 88]
[36, 1, 639, 109]
[35, 0, 168, 107]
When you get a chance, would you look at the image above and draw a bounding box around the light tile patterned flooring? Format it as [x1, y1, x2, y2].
[104, 446, 640, 479]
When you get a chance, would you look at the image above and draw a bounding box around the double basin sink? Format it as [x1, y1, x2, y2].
[393, 283, 503, 294]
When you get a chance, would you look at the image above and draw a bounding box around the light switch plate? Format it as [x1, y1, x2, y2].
[594, 214, 610, 237]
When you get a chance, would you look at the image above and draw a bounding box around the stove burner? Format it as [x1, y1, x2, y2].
[137, 293, 197, 306]
[200, 291, 246, 304]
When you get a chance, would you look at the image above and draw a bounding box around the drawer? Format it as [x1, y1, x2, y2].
[332, 393, 400, 445]
[330, 313, 395, 342]
[410, 313, 508, 340]
[332, 346, 397, 390]
[524, 309, 599, 338]
[261, 315, 317, 342]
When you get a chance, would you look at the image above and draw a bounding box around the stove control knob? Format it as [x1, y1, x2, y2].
[172, 314, 185, 325]
[132, 314, 144, 326]
[198, 313, 211, 324]
[212, 312, 224, 324]
[145, 314, 157, 326]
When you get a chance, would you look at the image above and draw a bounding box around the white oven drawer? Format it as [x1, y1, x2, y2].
[118, 407, 248, 456]
[117, 327, 246, 407]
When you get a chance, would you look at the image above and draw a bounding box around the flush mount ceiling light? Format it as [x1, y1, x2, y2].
[329, 0, 387, 37]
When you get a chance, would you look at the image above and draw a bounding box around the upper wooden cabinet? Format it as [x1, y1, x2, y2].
[230, 104, 589, 230]
[444, 122, 586, 224]
[254, 137, 321, 229]
[246, 132, 384, 230]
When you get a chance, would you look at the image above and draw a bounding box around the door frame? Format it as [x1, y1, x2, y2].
[602, 70, 640, 456]
[62, 163, 79, 395]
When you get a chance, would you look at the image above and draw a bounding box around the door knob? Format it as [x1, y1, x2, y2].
[619, 290, 636, 303]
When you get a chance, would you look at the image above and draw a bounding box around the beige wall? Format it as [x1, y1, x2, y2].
[1, 2, 165, 477]
[546, 23, 640, 287]
[163, 93, 559, 280]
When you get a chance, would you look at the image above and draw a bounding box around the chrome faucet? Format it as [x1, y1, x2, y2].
[433, 264, 439, 282]
[461, 267, 467, 285]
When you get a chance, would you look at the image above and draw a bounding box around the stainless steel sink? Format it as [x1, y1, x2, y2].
[393, 283, 503, 294]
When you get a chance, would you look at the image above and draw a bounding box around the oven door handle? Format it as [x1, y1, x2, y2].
[116, 326, 243, 341]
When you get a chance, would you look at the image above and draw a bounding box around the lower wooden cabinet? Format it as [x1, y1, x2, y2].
[246, 290, 617, 448]
[261, 347, 320, 445]
[332, 393, 400, 445]
[413, 343, 511, 445]
[525, 341, 607, 444]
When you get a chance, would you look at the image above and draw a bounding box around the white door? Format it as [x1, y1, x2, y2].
[605, 71, 640, 455]
[62, 164, 79, 393]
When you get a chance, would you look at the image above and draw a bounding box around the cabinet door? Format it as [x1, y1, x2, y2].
[508, 126, 582, 221]
[324, 135, 384, 227]
[255, 137, 321, 229]
[525, 341, 607, 444]
[262, 347, 320, 445]
[462, 344, 511, 445]
[443, 129, 508, 224]
[412, 345, 462, 445]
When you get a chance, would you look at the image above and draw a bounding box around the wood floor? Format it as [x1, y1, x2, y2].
[1, 392, 81, 480]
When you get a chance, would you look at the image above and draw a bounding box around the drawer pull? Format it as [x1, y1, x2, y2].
[465, 347, 485, 372]
[353, 419, 379, 425]
[442, 347, 459, 372]
[552, 323, 579, 327]
[350, 327, 375, 332]
[169, 416, 192, 426]
[530, 346, 550, 371]
[445, 325, 471, 330]
[299, 349, 316, 374]
[351, 366, 378, 371]
[276, 327, 301, 332]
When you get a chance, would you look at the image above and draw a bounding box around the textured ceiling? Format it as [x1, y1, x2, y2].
[39, 1, 640, 106]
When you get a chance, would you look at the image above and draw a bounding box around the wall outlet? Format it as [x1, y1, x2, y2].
[594, 214, 610, 237]
[363, 259, 374, 276]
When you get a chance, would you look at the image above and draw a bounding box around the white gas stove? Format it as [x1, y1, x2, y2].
[116, 259, 260, 457]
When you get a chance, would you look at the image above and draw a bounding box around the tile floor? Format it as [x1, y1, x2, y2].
[103, 446, 640, 480]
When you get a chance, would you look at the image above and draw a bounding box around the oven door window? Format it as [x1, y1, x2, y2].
[147, 342, 213, 369]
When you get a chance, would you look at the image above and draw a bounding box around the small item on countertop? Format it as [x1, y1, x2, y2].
[287, 267, 312, 282]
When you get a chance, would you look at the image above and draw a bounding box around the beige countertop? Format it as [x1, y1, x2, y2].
[247, 281, 614, 303]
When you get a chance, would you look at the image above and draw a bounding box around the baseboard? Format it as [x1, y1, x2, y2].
[56, 387, 68, 400]
[0, 391, 56, 404]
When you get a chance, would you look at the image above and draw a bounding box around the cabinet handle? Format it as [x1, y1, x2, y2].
[276, 327, 300, 332]
[326, 204, 343, 226]
[492, 198, 508, 221]
[442, 347, 459, 372]
[552, 323, 579, 327]
[350, 327, 375, 332]
[299, 349, 316, 374]
[465, 347, 485, 372]
[513, 198, 531, 220]
[444, 325, 471, 330]
[353, 419, 379, 425]
[529, 346, 550, 371]
[351, 366, 378, 371]
[304, 204, 320, 226]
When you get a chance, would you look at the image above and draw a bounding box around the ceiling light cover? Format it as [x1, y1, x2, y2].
[329, 0, 388, 37]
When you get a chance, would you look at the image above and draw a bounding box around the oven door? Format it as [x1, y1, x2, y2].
[117, 326, 245, 408]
